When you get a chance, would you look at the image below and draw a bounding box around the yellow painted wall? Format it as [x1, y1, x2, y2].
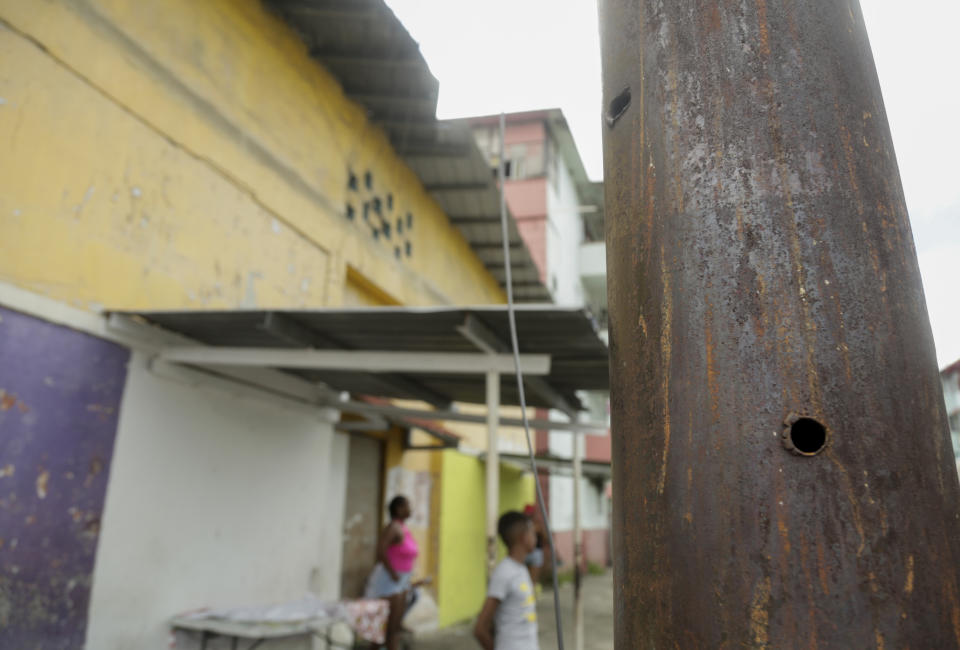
[437, 450, 535, 627]
[0, 0, 504, 310]
[437, 451, 486, 628]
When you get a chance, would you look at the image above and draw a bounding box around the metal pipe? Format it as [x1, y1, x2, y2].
[599, 1, 960, 647]
[497, 110, 567, 648]
[572, 433, 584, 650]
[486, 369, 500, 571]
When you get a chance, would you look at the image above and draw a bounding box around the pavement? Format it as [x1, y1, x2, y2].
[413, 572, 614, 649]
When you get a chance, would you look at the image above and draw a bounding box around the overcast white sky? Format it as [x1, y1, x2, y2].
[387, 0, 960, 368]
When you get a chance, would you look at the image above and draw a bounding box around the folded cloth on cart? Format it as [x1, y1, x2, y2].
[173, 594, 389, 644]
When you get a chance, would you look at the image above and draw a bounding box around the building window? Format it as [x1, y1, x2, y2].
[492, 159, 514, 179]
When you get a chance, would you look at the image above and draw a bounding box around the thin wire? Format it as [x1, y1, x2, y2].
[498, 111, 566, 650]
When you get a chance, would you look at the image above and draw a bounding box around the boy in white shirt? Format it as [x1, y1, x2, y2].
[474, 511, 539, 650]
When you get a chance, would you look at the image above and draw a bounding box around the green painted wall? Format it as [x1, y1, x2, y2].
[436, 450, 535, 628]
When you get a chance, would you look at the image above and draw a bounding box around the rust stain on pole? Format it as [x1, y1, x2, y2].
[599, 0, 960, 647]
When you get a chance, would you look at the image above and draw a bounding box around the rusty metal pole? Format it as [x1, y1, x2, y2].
[599, 1, 960, 648]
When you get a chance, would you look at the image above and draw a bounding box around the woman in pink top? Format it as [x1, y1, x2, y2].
[365, 495, 419, 650]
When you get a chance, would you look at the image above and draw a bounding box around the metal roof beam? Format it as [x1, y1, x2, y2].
[470, 242, 525, 250]
[363, 377, 451, 409]
[326, 396, 607, 435]
[258, 312, 451, 408]
[257, 312, 341, 348]
[396, 142, 475, 157]
[508, 281, 549, 288]
[456, 314, 579, 417]
[449, 216, 500, 225]
[159, 347, 551, 375]
[483, 261, 537, 272]
[378, 125, 444, 142]
[497, 453, 610, 478]
[347, 92, 437, 111]
[423, 182, 492, 192]
[335, 413, 390, 433]
[272, 0, 382, 19]
[315, 53, 427, 69]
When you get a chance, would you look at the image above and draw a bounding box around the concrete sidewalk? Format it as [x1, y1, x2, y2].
[414, 572, 614, 649]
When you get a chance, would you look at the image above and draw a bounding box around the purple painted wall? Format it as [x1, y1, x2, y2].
[0, 306, 129, 649]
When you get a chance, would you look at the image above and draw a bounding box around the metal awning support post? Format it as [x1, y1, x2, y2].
[600, 0, 960, 647]
[486, 370, 500, 571]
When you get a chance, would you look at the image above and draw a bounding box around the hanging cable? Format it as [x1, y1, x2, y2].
[498, 111, 566, 649]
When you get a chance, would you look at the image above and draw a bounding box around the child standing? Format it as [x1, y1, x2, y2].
[473, 511, 539, 650]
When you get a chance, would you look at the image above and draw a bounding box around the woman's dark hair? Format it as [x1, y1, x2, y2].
[388, 495, 409, 519]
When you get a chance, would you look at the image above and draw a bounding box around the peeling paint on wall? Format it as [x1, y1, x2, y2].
[0, 0, 504, 310]
[0, 306, 128, 648]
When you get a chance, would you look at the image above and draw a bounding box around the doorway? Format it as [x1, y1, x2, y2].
[339, 434, 385, 598]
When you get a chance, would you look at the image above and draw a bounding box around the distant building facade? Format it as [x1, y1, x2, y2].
[467, 110, 612, 571]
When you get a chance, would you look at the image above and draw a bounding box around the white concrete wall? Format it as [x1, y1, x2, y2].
[86, 352, 348, 649]
[548, 426, 577, 461]
[546, 432, 607, 532]
[545, 138, 585, 307]
[579, 240, 608, 329]
[578, 241, 607, 281]
[548, 474, 608, 532]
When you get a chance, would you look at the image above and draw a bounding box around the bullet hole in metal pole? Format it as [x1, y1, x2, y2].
[783, 415, 828, 456]
[605, 87, 631, 128]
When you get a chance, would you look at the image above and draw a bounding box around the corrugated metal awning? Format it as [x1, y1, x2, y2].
[120, 306, 608, 411]
[264, 0, 552, 302]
